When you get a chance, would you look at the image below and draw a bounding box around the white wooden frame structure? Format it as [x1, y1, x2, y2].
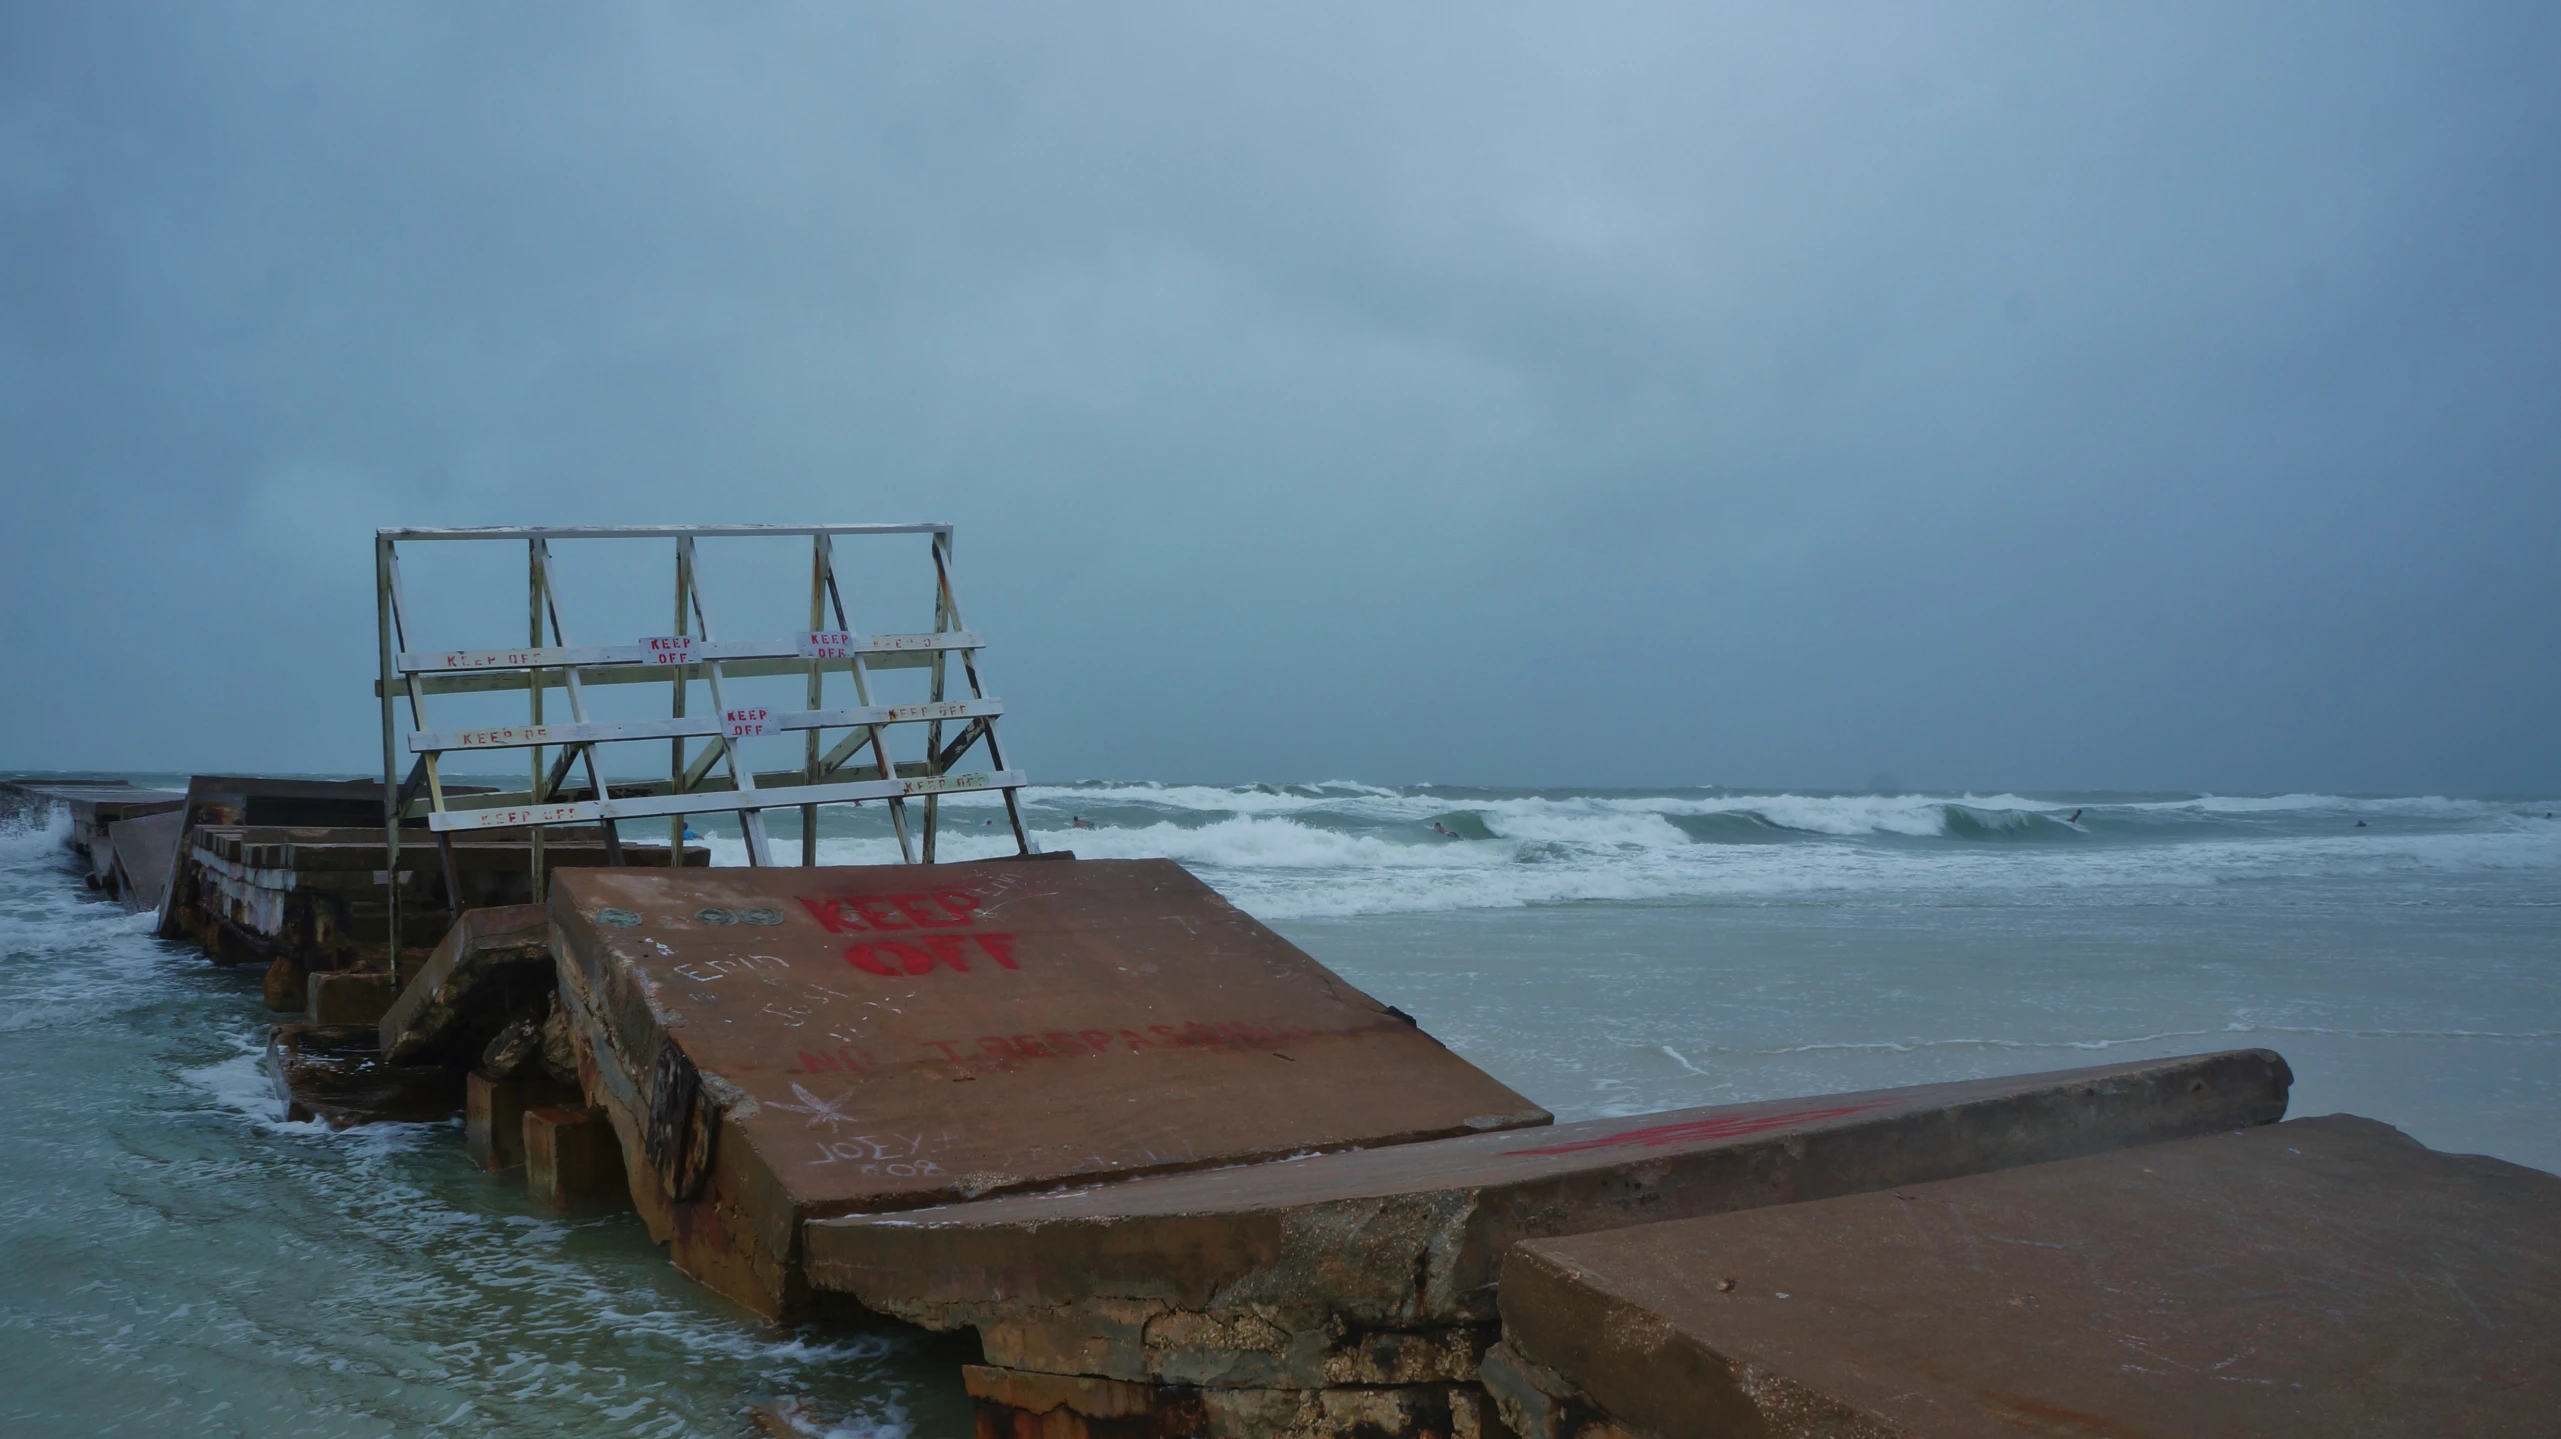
[374, 524, 1029, 957]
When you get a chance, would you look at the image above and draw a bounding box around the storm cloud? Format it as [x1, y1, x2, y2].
[3, 3, 2556, 791]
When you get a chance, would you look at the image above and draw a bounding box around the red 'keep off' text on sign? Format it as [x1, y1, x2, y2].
[643, 635, 694, 664]
[799, 891, 1017, 977]
[723, 706, 771, 737]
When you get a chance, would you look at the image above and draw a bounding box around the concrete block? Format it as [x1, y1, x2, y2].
[547, 859, 1547, 1320]
[524, 1105, 630, 1211]
[465, 1069, 576, 1172]
[805, 1050, 2292, 1386]
[1498, 1115, 2561, 1439]
[262, 957, 307, 1013]
[307, 970, 398, 1027]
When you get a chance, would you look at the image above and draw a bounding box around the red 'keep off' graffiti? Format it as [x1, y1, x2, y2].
[800, 890, 985, 932]
[798, 891, 1017, 978]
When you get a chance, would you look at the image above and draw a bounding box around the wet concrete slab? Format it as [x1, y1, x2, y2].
[106, 808, 184, 914]
[546, 858, 1550, 1319]
[1494, 1114, 2561, 1439]
[805, 1050, 2290, 1389]
[266, 1024, 467, 1129]
[65, 787, 183, 867]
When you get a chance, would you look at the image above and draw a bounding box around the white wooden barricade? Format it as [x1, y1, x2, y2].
[372, 524, 1031, 960]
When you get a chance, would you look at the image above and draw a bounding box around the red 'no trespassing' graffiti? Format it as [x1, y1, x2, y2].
[1503, 1101, 1890, 1156]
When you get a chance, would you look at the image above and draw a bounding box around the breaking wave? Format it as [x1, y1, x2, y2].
[674, 785, 2561, 921]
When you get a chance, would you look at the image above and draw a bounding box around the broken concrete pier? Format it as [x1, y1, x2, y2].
[545, 857, 1551, 1320]
[808, 1050, 2291, 1435]
[1485, 1113, 2561, 1439]
[105, 807, 186, 915]
[0, 779, 185, 893]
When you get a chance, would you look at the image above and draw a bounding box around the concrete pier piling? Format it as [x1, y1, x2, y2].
[525, 1106, 632, 1212]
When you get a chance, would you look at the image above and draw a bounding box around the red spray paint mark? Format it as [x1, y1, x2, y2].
[1503, 1101, 1891, 1156]
[800, 891, 981, 934]
[844, 933, 1017, 976]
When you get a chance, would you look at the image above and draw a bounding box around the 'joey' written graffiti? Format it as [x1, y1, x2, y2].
[673, 953, 791, 984]
[805, 1132, 941, 1176]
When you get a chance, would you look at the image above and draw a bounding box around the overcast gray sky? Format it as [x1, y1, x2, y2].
[3, 3, 2555, 792]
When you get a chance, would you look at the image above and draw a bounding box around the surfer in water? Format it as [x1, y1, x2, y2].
[1430, 821, 1462, 839]
[2065, 809, 2083, 825]
[1071, 815, 1098, 830]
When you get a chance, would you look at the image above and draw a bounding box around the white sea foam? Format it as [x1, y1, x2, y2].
[683, 784, 2561, 920]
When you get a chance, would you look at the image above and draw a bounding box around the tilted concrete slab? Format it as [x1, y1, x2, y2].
[106, 808, 185, 915]
[545, 858, 1550, 1320]
[379, 904, 555, 1065]
[804, 1051, 2290, 1391]
[1494, 1114, 2561, 1439]
[65, 787, 182, 865]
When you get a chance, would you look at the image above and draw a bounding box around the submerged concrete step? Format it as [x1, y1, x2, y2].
[266, 1024, 466, 1128]
[545, 857, 1550, 1320]
[1489, 1114, 2561, 1439]
[804, 1050, 2290, 1393]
